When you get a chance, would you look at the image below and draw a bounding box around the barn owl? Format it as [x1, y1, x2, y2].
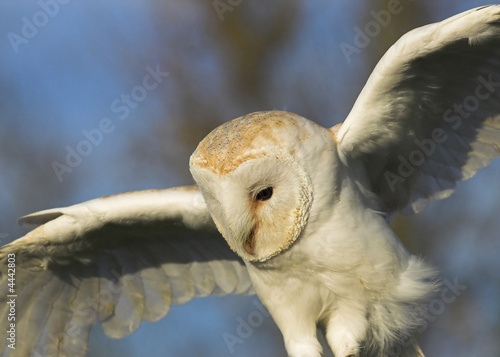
[1, 5, 500, 357]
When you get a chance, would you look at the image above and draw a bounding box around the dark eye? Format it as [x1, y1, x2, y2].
[256, 187, 273, 201]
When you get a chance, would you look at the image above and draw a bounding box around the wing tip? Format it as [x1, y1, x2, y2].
[18, 210, 63, 226]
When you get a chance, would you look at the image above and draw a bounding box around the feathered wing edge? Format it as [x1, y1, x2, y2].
[0, 186, 254, 357]
[335, 5, 500, 214]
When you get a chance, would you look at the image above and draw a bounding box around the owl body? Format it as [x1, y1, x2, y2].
[247, 188, 433, 357]
[191, 111, 436, 356]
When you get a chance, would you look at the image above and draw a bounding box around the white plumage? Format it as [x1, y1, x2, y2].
[1, 5, 500, 357]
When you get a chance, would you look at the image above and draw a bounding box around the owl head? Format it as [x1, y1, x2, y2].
[189, 111, 337, 262]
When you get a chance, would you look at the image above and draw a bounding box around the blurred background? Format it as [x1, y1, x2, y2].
[1, 0, 499, 356]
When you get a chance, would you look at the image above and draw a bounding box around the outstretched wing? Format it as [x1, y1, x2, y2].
[335, 5, 500, 213]
[0, 186, 253, 357]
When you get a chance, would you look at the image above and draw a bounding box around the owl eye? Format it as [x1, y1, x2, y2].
[255, 187, 273, 201]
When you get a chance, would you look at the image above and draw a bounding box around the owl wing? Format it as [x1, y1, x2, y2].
[0, 186, 253, 357]
[335, 5, 500, 213]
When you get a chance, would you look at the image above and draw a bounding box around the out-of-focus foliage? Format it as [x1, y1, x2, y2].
[0, 1, 498, 356]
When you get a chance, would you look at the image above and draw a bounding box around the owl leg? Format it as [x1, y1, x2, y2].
[266, 302, 322, 357]
[325, 298, 368, 357]
[257, 285, 323, 357]
[249, 267, 326, 356]
[276, 319, 322, 357]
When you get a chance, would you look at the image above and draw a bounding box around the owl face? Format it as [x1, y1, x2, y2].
[190, 111, 337, 262]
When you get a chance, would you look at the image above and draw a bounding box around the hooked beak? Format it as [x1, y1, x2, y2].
[243, 229, 256, 255]
[218, 202, 257, 257]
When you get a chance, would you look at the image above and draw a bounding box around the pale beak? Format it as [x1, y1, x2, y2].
[243, 229, 256, 255]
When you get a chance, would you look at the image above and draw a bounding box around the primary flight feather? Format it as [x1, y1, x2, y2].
[1, 5, 500, 357]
